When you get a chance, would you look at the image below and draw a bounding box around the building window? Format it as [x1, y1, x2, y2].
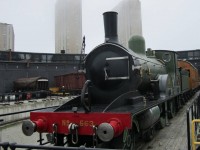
[188, 52, 193, 60]
[194, 51, 199, 59]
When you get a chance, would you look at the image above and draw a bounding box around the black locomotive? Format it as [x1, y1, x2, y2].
[22, 12, 198, 149]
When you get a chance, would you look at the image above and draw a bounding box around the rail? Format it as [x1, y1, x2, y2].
[0, 106, 58, 118]
[0, 105, 58, 127]
[187, 93, 200, 150]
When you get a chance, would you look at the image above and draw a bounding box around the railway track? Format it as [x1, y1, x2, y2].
[0, 93, 198, 150]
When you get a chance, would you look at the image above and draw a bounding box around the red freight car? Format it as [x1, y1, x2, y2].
[54, 72, 85, 95]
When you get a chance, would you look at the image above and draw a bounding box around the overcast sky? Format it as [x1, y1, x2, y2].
[0, 0, 200, 53]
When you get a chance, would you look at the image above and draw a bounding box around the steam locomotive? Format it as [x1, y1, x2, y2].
[22, 12, 199, 149]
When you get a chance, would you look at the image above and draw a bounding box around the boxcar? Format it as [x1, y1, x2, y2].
[54, 72, 85, 95]
[178, 60, 199, 90]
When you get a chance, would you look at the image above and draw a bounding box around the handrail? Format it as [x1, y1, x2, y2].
[0, 106, 58, 117]
[191, 119, 200, 150]
[0, 142, 119, 150]
[187, 92, 200, 150]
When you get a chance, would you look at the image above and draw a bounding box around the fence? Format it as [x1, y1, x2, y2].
[187, 93, 200, 150]
[0, 142, 118, 150]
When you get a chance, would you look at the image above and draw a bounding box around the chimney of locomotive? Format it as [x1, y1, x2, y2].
[103, 11, 118, 43]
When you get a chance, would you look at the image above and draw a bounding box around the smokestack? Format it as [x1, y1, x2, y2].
[103, 11, 118, 43]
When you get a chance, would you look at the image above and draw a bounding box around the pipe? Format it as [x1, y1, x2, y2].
[103, 11, 118, 43]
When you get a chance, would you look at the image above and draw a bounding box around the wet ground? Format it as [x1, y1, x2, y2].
[0, 121, 40, 145]
[140, 92, 200, 150]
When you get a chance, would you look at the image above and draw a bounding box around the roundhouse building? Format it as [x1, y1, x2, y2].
[0, 50, 86, 93]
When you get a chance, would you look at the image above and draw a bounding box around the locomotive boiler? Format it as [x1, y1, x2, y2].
[85, 12, 172, 105]
[22, 12, 191, 149]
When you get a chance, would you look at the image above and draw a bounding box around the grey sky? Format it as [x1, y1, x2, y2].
[0, 0, 200, 53]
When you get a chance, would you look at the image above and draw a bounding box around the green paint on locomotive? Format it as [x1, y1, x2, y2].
[128, 35, 146, 55]
[128, 35, 174, 98]
[153, 50, 181, 94]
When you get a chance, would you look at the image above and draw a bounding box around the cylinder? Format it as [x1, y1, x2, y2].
[138, 106, 160, 130]
[103, 11, 118, 43]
